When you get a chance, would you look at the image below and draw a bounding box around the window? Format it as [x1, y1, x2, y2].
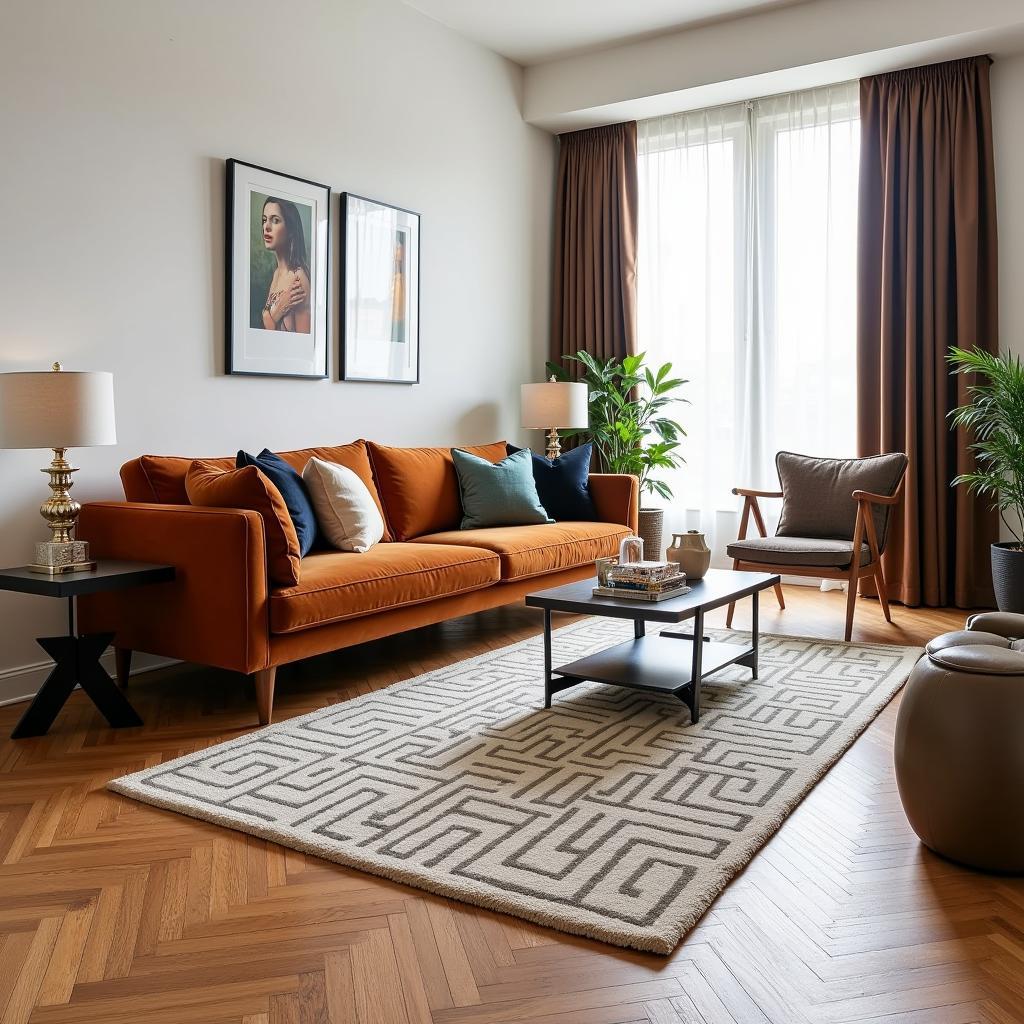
[638, 83, 860, 560]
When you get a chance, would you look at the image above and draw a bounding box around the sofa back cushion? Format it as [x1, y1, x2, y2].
[123, 454, 232, 504]
[121, 440, 391, 542]
[367, 440, 508, 541]
[775, 451, 908, 547]
[184, 460, 300, 586]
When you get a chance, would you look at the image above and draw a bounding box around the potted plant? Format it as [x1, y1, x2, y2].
[547, 351, 688, 559]
[948, 346, 1024, 611]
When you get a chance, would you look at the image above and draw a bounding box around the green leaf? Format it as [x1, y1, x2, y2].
[948, 345, 1024, 541]
[554, 347, 689, 494]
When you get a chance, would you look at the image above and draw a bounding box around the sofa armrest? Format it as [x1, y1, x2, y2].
[77, 502, 270, 674]
[589, 474, 639, 534]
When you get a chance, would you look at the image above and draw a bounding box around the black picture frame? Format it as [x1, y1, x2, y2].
[225, 158, 331, 379]
[340, 192, 421, 384]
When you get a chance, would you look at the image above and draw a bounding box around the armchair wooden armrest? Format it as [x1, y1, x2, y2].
[727, 484, 787, 629]
[732, 487, 784, 498]
[852, 488, 902, 505]
[732, 488, 781, 544]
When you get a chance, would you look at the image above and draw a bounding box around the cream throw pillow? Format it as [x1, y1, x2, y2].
[301, 457, 385, 553]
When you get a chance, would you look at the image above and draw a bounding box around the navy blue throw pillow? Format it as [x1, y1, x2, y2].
[236, 449, 317, 556]
[507, 443, 597, 521]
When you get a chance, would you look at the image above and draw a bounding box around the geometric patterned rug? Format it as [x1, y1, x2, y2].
[108, 618, 922, 954]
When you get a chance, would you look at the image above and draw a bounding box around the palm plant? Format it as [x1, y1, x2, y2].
[546, 351, 688, 501]
[947, 346, 1024, 544]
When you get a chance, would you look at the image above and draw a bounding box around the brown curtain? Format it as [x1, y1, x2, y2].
[857, 56, 998, 609]
[550, 121, 638, 373]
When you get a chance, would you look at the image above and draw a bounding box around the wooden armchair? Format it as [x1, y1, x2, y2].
[726, 452, 908, 641]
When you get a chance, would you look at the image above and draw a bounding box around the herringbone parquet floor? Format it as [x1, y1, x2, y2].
[1, 590, 1023, 1024]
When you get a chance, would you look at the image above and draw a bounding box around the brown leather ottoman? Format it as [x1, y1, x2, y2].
[894, 615, 1024, 872]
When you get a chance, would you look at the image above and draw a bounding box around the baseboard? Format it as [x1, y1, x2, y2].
[0, 650, 180, 707]
[780, 575, 845, 590]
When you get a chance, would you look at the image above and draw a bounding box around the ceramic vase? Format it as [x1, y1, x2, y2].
[667, 530, 711, 580]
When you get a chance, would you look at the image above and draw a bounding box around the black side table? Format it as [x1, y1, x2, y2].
[0, 560, 175, 739]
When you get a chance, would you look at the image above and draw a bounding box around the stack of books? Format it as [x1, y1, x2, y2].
[593, 560, 690, 602]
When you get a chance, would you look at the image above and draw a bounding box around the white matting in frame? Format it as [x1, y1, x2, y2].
[226, 159, 330, 379]
[341, 193, 420, 384]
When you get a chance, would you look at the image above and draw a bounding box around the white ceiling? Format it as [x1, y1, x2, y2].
[404, 0, 812, 66]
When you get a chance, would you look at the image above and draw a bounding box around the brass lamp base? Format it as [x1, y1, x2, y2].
[29, 539, 96, 575]
[29, 565, 97, 576]
[27, 444, 97, 575]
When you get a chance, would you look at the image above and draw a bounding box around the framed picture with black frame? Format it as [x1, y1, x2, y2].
[341, 192, 420, 384]
[225, 158, 330, 379]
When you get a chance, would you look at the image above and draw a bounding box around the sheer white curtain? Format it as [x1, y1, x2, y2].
[638, 82, 860, 565]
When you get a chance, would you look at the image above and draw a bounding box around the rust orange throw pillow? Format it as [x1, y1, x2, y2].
[367, 440, 508, 540]
[185, 460, 300, 587]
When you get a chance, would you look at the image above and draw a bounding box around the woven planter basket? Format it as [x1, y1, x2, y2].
[637, 508, 665, 562]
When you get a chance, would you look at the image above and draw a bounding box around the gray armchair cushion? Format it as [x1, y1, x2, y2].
[726, 535, 871, 568]
[775, 451, 907, 547]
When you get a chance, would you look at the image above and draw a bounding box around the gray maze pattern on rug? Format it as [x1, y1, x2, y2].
[113, 620, 921, 952]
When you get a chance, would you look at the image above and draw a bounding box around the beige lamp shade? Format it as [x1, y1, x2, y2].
[520, 380, 589, 430]
[0, 368, 116, 449]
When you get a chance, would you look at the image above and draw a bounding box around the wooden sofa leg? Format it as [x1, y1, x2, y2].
[115, 648, 132, 689]
[773, 581, 786, 610]
[254, 667, 277, 726]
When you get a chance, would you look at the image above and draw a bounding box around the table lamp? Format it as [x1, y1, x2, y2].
[0, 363, 116, 573]
[520, 376, 589, 461]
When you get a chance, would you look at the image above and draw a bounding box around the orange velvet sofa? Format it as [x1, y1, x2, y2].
[77, 439, 638, 724]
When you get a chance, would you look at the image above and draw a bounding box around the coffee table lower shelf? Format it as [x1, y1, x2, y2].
[547, 633, 756, 723]
[529, 569, 779, 725]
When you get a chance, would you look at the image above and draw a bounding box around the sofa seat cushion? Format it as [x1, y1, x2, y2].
[415, 522, 631, 581]
[270, 543, 500, 634]
[727, 535, 871, 568]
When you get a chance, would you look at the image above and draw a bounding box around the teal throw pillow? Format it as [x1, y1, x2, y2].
[452, 448, 553, 529]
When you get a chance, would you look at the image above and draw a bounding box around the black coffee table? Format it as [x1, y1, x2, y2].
[525, 567, 780, 723]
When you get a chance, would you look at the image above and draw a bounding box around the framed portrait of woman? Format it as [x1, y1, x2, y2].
[341, 193, 420, 384]
[225, 159, 330, 379]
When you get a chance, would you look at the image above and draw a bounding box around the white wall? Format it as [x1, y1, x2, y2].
[994, 56, 1024, 361]
[992, 54, 1024, 540]
[0, 0, 554, 699]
